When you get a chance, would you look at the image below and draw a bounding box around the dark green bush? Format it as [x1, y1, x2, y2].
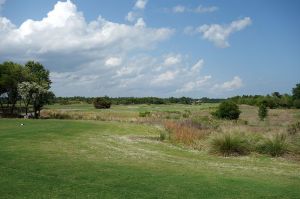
[93, 97, 111, 109]
[210, 133, 250, 156]
[257, 134, 288, 157]
[212, 101, 241, 120]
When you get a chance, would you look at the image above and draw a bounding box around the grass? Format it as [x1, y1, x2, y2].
[210, 133, 250, 156]
[0, 119, 300, 198]
[257, 133, 288, 157]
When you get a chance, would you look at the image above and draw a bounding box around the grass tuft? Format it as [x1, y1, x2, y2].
[257, 133, 288, 157]
[210, 132, 250, 156]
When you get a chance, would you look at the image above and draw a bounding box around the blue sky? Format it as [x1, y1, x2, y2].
[0, 0, 299, 97]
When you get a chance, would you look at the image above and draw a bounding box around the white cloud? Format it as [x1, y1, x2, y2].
[176, 75, 212, 93]
[134, 0, 148, 10]
[126, 0, 147, 24]
[172, 4, 218, 14]
[105, 57, 122, 67]
[0, 0, 173, 61]
[125, 11, 136, 22]
[151, 70, 178, 84]
[191, 59, 204, 72]
[0, 0, 241, 97]
[114, 67, 135, 77]
[213, 76, 243, 91]
[173, 5, 185, 13]
[196, 17, 252, 48]
[135, 18, 146, 28]
[163, 54, 181, 66]
[194, 5, 218, 13]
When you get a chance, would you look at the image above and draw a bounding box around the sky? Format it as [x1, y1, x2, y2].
[0, 0, 299, 98]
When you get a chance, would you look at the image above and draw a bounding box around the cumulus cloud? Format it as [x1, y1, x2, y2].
[134, 0, 148, 10]
[135, 18, 146, 28]
[0, 0, 242, 97]
[163, 54, 181, 66]
[125, 0, 147, 24]
[213, 76, 243, 91]
[0, 0, 173, 65]
[185, 17, 252, 48]
[172, 4, 218, 14]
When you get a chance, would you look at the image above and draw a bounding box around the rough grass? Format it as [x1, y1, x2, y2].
[257, 133, 288, 157]
[41, 103, 300, 158]
[210, 133, 250, 156]
[164, 120, 209, 148]
[1, 119, 300, 198]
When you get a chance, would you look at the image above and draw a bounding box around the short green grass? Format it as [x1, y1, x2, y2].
[0, 119, 300, 198]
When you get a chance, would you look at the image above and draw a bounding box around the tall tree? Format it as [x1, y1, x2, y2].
[20, 61, 53, 118]
[0, 61, 27, 115]
[25, 61, 51, 89]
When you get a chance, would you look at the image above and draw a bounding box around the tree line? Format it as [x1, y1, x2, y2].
[228, 84, 300, 109]
[0, 61, 54, 118]
[55, 96, 225, 105]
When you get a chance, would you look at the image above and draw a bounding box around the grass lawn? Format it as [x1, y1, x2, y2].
[0, 119, 300, 198]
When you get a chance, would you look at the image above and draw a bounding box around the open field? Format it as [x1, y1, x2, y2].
[1, 104, 300, 198]
[0, 118, 300, 198]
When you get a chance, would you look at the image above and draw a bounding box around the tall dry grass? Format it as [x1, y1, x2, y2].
[164, 120, 210, 146]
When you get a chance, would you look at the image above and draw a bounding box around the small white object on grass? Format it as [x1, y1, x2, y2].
[20, 123, 24, 126]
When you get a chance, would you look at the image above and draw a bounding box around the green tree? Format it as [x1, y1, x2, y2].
[25, 61, 51, 89]
[213, 101, 241, 120]
[30, 83, 52, 118]
[93, 96, 111, 109]
[0, 61, 27, 115]
[18, 82, 34, 115]
[292, 83, 300, 100]
[294, 99, 300, 109]
[258, 103, 268, 120]
[24, 61, 53, 118]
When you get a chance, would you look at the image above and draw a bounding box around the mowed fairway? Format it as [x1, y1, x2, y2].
[0, 119, 300, 199]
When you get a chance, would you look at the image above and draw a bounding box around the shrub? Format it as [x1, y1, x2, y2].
[93, 97, 111, 109]
[210, 133, 250, 156]
[159, 131, 168, 141]
[139, 111, 151, 117]
[258, 103, 268, 120]
[293, 99, 300, 109]
[212, 101, 241, 120]
[257, 134, 288, 157]
[182, 110, 191, 118]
